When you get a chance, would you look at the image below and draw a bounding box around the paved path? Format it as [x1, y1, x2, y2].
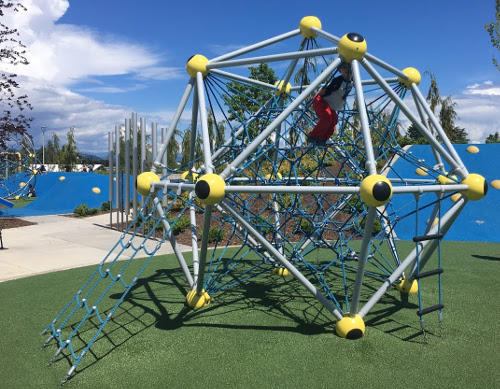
[0, 214, 191, 283]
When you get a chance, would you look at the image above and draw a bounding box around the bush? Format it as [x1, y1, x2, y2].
[74, 203, 100, 217]
[101, 201, 111, 211]
[200, 226, 227, 243]
[172, 214, 190, 235]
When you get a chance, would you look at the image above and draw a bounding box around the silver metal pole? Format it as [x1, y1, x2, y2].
[210, 29, 301, 63]
[195, 204, 214, 294]
[196, 72, 214, 174]
[140, 117, 147, 174]
[188, 83, 199, 172]
[151, 122, 157, 162]
[221, 57, 343, 179]
[108, 132, 114, 229]
[132, 112, 138, 219]
[114, 125, 121, 231]
[189, 191, 199, 287]
[211, 69, 282, 91]
[41, 126, 46, 165]
[349, 206, 377, 314]
[125, 118, 131, 225]
[207, 47, 338, 70]
[352, 59, 377, 175]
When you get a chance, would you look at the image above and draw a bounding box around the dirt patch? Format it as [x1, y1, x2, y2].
[0, 218, 37, 230]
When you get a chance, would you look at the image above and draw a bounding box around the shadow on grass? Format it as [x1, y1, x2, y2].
[472, 254, 500, 261]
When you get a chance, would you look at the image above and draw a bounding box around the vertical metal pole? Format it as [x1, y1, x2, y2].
[114, 126, 121, 231]
[189, 86, 199, 172]
[196, 72, 214, 174]
[161, 128, 168, 208]
[132, 113, 138, 222]
[352, 59, 377, 175]
[140, 117, 147, 213]
[108, 132, 114, 229]
[125, 118, 131, 227]
[151, 122, 157, 165]
[140, 117, 147, 173]
[349, 206, 377, 314]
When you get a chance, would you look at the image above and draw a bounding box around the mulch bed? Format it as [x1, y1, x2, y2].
[0, 218, 37, 230]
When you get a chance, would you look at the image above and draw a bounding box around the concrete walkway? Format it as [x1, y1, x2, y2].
[0, 214, 191, 283]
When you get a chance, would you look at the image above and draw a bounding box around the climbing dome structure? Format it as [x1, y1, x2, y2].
[42, 16, 489, 383]
[0, 133, 37, 199]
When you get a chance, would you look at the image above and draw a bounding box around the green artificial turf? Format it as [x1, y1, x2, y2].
[0, 241, 499, 388]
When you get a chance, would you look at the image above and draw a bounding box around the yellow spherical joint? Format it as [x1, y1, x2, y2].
[337, 33, 367, 62]
[19, 182, 26, 188]
[136, 172, 160, 197]
[360, 174, 393, 207]
[181, 171, 199, 182]
[461, 173, 488, 201]
[398, 67, 421, 89]
[336, 314, 365, 339]
[185, 289, 211, 309]
[299, 16, 322, 39]
[395, 277, 418, 294]
[491, 180, 500, 189]
[195, 173, 226, 205]
[274, 80, 291, 96]
[186, 54, 209, 78]
[271, 266, 290, 276]
[33, 170, 38, 175]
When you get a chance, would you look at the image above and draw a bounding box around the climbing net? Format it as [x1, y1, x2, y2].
[41, 16, 488, 384]
[0, 133, 37, 199]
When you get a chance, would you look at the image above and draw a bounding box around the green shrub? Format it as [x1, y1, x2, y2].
[200, 226, 227, 243]
[74, 203, 100, 217]
[172, 214, 190, 235]
[101, 201, 111, 211]
[295, 217, 312, 234]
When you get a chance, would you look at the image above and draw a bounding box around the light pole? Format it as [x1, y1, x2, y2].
[41, 126, 46, 165]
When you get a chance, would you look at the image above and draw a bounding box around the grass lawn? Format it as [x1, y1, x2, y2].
[0, 241, 499, 388]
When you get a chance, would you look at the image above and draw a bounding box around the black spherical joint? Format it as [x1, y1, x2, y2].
[373, 181, 392, 202]
[347, 33, 364, 43]
[195, 180, 210, 200]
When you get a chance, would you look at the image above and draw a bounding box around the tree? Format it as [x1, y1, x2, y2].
[180, 127, 202, 168]
[485, 0, 500, 71]
[207, 110, 226, 149]
[225, 63, 277, 141]
[59, 127, 79, 171]
[166, 128, 181, 169]
[439, 96, 469, 143]
[0, 1, 33, 149]
[424, 71, 441, 135]
[485, 131, 500, 143]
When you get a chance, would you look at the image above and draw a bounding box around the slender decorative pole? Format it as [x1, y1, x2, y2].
[41, 126, 46, 165]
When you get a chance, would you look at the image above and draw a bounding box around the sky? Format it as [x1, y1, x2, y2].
[2, 0, 500, 155]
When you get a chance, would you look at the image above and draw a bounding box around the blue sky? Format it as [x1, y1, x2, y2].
[3, 0, 500, 154]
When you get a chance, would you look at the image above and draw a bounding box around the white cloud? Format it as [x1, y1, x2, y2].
[0, 0, 185, 154]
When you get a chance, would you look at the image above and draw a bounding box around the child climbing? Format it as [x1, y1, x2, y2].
[308, 62, 352, 144]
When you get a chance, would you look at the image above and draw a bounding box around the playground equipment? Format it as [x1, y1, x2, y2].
[41, 16, 489, 384]
[0, 133, 38, 200]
